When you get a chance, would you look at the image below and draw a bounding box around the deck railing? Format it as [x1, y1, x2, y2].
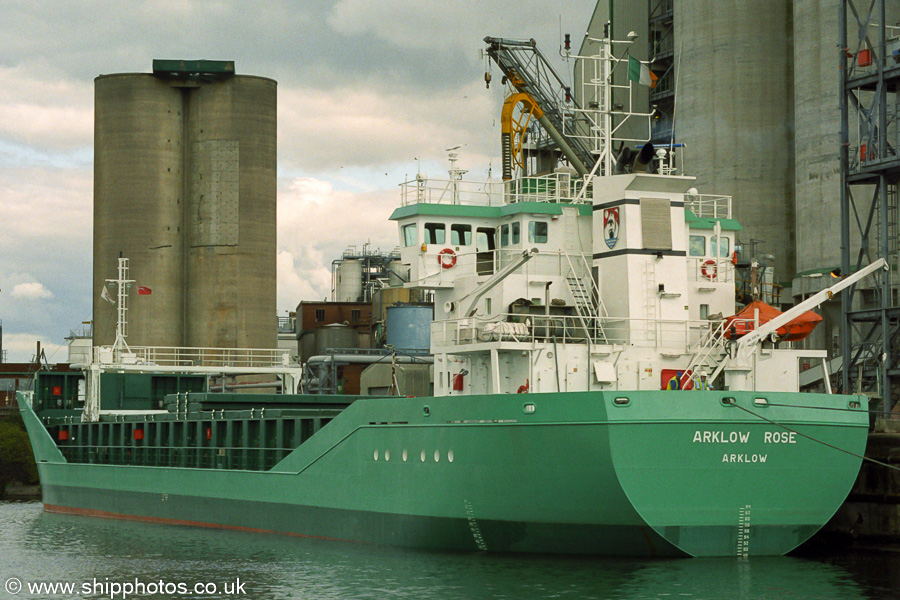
[685, 194, 732, 219]
[432, 313, 723, 352]
[93, 346, 294, 368]
[399, 172, 590, 207]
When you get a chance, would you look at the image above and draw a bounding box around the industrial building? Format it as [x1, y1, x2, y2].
[92, 60, 277, 351]
[294, 247, 432, 397]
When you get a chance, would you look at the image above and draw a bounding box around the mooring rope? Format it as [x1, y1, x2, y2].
[753, 401, 899, 419]
[728, 400, 900, 473]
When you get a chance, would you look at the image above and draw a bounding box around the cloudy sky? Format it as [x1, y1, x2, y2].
[0, 1, 593, 363]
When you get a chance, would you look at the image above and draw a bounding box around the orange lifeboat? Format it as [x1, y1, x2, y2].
[723, 300, 822, 342]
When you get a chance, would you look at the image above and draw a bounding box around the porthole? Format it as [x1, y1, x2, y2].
[374, 449, 379, 461]
[448, 450, 455, 463]
[420, 450, 426, 462]
[385, 449, 391, 461]
[402, 449, 408, 462]
[434, 450, 440, 462]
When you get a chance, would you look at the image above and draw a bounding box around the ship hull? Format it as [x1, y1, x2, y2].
[21, 390, 868, 557]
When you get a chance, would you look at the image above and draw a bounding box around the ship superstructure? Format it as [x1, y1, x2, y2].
[394, 37, 836, 398]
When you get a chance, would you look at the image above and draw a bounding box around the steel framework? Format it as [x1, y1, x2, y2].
[839, 0, 900, 415]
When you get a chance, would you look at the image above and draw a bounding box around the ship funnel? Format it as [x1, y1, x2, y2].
[614, 146, 633, 175]
[632, 143, 656, 173]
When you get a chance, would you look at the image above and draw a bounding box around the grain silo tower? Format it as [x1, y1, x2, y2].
[93, 60, 276, 350]
[675, 1, 796, 284]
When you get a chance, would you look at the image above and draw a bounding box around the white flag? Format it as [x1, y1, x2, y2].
[101, 286, 116, 304]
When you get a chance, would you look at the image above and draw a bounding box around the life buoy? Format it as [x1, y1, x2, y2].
[701, 259, 717, 280]
[438, 248, 457, 269]
[517, 379, 530, 394]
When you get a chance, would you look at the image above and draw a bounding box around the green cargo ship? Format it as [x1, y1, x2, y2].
[18, 35, 876, 557]
[19, 385, 868, 558]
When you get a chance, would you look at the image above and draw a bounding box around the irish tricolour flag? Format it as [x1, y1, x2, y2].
[627, 56, 657, 88]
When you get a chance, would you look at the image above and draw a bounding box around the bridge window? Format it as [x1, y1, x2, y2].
[528, 221, 548, 244]
[451, 224, 472, 246]
[476, 227, 496, 276]
[500, 224, 510, 247]
[402, 224, 417, 247]
[689, 235, 705, 257]
[476, 228, 495, 252]
[712, 237, 730, 258]
[511, 222, 521, 244]
[424, 222, 445, 244]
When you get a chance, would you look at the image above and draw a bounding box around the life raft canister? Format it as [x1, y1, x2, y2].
[438, 248, 457, 269]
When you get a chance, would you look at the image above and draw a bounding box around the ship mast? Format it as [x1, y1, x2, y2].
[108, 256, 135, 362]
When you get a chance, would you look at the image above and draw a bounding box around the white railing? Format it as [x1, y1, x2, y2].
[400, 177, 504, 207]
[432, 313, 722, 352]
[433, 248, 590, 282]
[505, 172, 591, 204]
[602, 317, 720, 350]
[685, 193, 732, 219]
[681, 319, 730, 387]
[400, 172, 591, 207]
[432, 314, 601, 347]
[688, 257, 735, 283]
[93, 346, 294, 368]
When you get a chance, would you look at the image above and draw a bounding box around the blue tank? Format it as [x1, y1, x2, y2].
[385, 304, 433, 351]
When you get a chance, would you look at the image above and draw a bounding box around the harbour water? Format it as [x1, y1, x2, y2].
[1, 501, 898, 600]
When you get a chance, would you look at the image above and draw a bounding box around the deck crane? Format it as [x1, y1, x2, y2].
[484, 37, 594, 180]
[716, 259, 889, 391]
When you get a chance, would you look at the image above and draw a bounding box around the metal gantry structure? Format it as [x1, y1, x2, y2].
[839, 0, 900, 414]
[484, 36, 596, 177]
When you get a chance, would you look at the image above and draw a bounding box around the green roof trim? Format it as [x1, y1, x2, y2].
[389, 204, 499, 220]
[499, 201, 592, 217]
[684, 209, 744, 231]
[390, 202, 591, 221]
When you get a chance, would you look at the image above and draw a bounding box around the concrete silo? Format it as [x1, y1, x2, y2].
[93, 61, 276, 350]
[675, 0, 795, 285]
[793, 0, 843, 276]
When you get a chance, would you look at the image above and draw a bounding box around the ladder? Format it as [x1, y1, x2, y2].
[681, 319, 729, 388]
[562, 250, 608, 344]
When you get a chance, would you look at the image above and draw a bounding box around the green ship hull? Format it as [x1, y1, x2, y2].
[20, 390, 867, 557]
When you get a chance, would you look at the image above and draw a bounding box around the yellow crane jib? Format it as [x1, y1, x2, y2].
[501, 92, 543, 181]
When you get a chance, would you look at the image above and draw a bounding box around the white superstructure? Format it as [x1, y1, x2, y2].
[389, 34, 850, 397]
